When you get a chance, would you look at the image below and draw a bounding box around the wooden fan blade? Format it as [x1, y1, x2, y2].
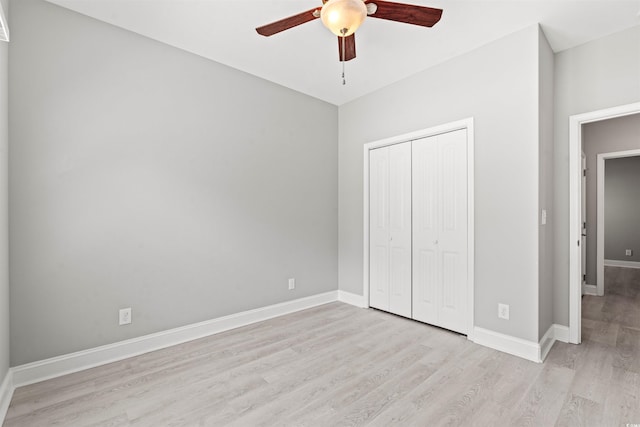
[256, 8, 321, 36]
[365, 0, 442, 27]
[338, 34, 356, 62]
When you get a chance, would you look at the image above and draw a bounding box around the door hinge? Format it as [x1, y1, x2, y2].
[583, 274, 586, 282]
[583, 169, 587, 177]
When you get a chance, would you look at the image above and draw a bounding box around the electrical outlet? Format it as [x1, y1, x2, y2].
[119, 307, 131, 325]
[626, 249, 633, 256]
[498, 303, 509, 320]
[288, 278, 295, 290]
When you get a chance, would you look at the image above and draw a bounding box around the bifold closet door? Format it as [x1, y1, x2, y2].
[369, 143, 412, 318]
[412, 129, 468, 334]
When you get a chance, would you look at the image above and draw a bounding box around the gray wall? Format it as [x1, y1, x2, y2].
[0, 0, 9, 384]
[9, 0, 338, 365]
[339, 26, 541, 342]
[538, 29, 554, 340]
[604, 156, 640, 262]
[553, 25, 640, 326]
[583, 113, 640, 282]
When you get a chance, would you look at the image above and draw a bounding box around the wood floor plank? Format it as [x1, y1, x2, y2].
[508, 364, 576, 426]
[554, 393, 601, 427]
[600, 367, 640, 426]
[568, 340, 614, 404]
[365, 345, 498, 426]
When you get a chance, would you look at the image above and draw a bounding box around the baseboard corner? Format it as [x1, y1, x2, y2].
[473, 327, 541, 363]
[0, 368, 14, 424]
[337, 290, 367, 308]
[539, 325, 555, 362]
[552, 324, 570, 343]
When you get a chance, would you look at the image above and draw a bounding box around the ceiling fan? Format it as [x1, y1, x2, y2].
[256, 0, 443, 62]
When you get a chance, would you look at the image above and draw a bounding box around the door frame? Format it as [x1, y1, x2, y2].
[362, 117, 475, 339]
[596, 149, 640, 296]
[581, 152, 593, 294]
[568, 102, 640, 344]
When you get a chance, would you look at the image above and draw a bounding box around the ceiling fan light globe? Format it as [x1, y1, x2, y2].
[320, 0, 366, 37]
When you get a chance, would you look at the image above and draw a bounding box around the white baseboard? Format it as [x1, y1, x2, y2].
[473, 327, 541, 363]
[582, 284, 598, 295]
[0, 369, 13, 423]
[539, 324, 570, 362]
[11, 291, 339, 388]
[604, 259, 640, 269]
[539, 326, 555, 362]
[553, 324, 570, 343]
[337, 290, 367, 308]
[473, 324, 570, 364]
[4, 286, 575, 424]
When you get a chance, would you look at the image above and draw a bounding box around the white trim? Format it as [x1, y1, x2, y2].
[553, 324, 570, 344]
[540, 324, 569, 362]
[11, 291, 338, 388]
[363, 144, 371, 309]
[539, 326, 556, 362]
[597, 149, 640, 296]
[362, 118, 475, 338]
[0, 2, 9, 42]
[597, 153, 604, 296]
[569, 102, 640, 345]
[0, 369, 13, 423]
[473, 323, 569, 364]
[473, 327, 541, 363]
[604, 259, 640, 269]
[466, 121, 476, 341]
[582, 284, 598, 296]
[337, 290, 367, 308]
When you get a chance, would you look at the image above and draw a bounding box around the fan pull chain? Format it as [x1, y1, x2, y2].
[341, 28, 347, 85]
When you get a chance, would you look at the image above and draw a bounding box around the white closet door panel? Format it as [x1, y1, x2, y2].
[412, 137, 439, 323]
[370, 129, 468, 329]
[412, 129, 468, 334]
[388, 142, 412, 318]
[370, 245, 389, 310]
[439, 251, 466, 332]
[413, 248, 438, 324]
[369, 147, 390, 311]
[437, 129, 468, 334]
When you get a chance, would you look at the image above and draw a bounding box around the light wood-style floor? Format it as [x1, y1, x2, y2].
[4, 268, 640, 426]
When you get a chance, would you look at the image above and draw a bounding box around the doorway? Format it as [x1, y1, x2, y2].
[569, 102, 640, 344]
[596, 150, 640, 296]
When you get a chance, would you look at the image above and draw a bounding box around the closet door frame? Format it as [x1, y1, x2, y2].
[363, 117, 475, 340]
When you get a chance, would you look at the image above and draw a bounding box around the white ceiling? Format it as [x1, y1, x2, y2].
[45, 0, 640, 105]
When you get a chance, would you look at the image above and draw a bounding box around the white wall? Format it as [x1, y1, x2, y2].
[9, 0, 338, 365]
[339, 26, 541, 342]
[538, 29, 554, 340]
[553, 25, 640, 325]
[582, 113, 640, 282]
[0, 0, 9, 383]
